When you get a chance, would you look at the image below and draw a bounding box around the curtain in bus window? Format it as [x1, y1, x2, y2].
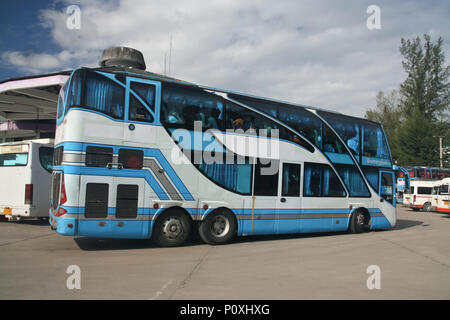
[336, 166, 370, 197]
[66, 69, 82, 109]
[198, 162, 251, 194]
[363, 169, 379, 192]
[84, 71, 124, 119]
[304, 163, 346, 197]
[362, 123, 389, 160]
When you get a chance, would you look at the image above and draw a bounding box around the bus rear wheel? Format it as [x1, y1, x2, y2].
[198, 209, 237, 245]
[422, 202, 432, 212]
[152, 208, 191, 247]
[349, 210, 369, 234]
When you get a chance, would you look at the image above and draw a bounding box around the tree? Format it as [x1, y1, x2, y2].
[366, 34, 450, 167]
[399, 34, 450, 120]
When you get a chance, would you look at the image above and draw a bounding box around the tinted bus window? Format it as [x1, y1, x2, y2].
[282, 163, 301, 197]
[417, 187, 432, 195]
[130, 82, 155, 112]
[39, 147, 54, 173]
[303, 163, 346, 197]
[118, 149, 143, 169]
[85, 146, 113, 167]
[254, 159, 279, 196]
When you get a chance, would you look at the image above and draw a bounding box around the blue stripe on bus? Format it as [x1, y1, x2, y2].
[56, 141, 194, 201]
[62, 165, 170, 200]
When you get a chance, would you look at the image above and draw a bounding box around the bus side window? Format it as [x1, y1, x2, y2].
[282, 163, 301, 197]
[116, 184, 138, 219]
[254, 159, 279, 196]
[85, 183, 108, 218]
[129, 94, 154, 123]
[304, 163, 346, 197]
[85, 146, 113, 167]
[118, 149, 143, 169]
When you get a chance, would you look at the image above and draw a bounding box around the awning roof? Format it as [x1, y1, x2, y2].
[0, 71, 71, 121]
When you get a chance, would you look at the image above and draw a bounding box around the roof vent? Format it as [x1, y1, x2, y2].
[99, 46, 146, 70]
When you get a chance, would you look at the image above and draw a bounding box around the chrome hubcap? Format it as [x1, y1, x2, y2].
[211, 215, 229, 237]
[162, 217, 183, 239]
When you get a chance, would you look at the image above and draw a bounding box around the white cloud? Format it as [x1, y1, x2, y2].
[2, 0, 450, 117]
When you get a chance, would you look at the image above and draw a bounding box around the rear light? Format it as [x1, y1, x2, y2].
[413, 195, 416, 203]
[60, 173, 67, 205]
[55, 207, 67, 217]
[25, 184, 33, 205]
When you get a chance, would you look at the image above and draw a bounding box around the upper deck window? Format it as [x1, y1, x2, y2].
[66, 69, 125, 120]
[130, 82, 155, 112]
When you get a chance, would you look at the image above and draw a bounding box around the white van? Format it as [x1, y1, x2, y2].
[0, 139, 54, 221]
[437, 178, 450, 214]
[409, 179, 441, 212]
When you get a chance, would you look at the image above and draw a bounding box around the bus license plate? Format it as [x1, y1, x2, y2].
[3, 208, 12, 215]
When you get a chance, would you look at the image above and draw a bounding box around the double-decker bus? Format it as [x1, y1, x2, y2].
[49, 47, 396, 246]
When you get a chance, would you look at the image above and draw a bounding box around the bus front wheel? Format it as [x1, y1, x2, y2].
[152, 208, 191, 247]
[198, 209, 237, 245]
[349, 210, 369, 234]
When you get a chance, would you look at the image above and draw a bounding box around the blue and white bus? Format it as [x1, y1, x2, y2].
[49, 48, 396, 246]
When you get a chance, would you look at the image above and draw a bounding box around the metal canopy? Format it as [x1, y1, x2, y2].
[0, 72, 71, 141]
[0, 72, 70, 121]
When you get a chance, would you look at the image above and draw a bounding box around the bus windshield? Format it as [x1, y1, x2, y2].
[65, 69, 125, 119]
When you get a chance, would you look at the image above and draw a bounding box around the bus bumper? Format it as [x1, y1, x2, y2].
[49, 209, 76, 236]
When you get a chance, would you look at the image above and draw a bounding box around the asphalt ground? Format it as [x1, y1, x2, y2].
[0, 205, 449, 300]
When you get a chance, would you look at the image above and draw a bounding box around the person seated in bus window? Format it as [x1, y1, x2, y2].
[168, 111, 184, 124]
[233, 118, 244, 130]
[313, 129, 322, 149]
[347, 133, 360, 155]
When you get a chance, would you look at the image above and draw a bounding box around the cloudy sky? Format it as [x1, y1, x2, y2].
[0, 0, 449, 117]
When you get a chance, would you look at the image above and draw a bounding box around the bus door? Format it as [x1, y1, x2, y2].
[249, 159, 280, 235]
[124, 77, 161, 145]
[379, 170, 395, 208]
[276, 162, 302, 234]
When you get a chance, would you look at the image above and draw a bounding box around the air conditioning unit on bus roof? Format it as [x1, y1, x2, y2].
[99, 46, 146, 70]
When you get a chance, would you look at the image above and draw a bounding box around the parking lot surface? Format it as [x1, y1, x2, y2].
[0, 206, 449, 299]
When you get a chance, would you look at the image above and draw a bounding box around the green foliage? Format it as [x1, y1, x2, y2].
[365, 34, 450, 167]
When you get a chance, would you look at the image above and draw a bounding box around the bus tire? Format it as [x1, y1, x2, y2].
[198, 209, 237, 245]
[422, 202, 432, 212]
[349, 210, 369, 234]
[152, 208, 191, 247]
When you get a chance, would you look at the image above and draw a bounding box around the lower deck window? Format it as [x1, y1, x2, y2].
[116, 185, 138, 218]
[119, 149, 143, 169]
[85, 146, 113, 167]
[85, 183, 109, 218]
[304, 163, 346, 197]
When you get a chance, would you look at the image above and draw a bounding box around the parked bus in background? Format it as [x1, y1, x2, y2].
[408, 179, 441, 212]
[431, 181, 442, 211]
[49, 47, 397, 246]
[437, 178, 450, 214]
[0, 139, 54, 221]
